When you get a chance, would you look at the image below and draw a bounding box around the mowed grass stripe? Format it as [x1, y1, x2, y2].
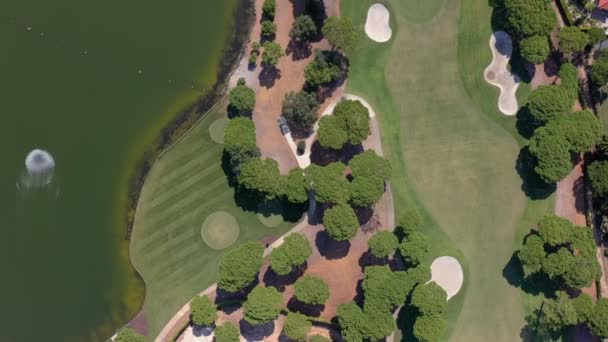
[148, 244, 204, 280]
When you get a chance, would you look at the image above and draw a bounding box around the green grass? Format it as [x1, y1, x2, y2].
[343, 0, 554, 340]
[600, 101, 608, 131]
[130, 108, 299, 339]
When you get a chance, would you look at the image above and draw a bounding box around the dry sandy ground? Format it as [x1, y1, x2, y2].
[429, 256, 464, 300]
[483, 31, 520, 115]
[365, 3, 392, 43]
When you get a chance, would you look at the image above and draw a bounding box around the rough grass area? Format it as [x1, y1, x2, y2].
[343, 0, 554, 340]
[130, 109, 299, 339]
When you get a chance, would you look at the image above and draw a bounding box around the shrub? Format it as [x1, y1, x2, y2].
[248, 52, 258, 65]
[348, 150, 392, 181]
[228, 82, 255, 115]
[411, 282, 447, 316]
[262, 0, 275, 19]
[251, 41, 261, 52]
[520, 35, 550, 64]
[289, 15, 317, 42]
[322, 16, 357, 53]
[190, 295, 217, 326]
[114, 328, 144, 342]
[297, 140, 306, 155]
[368, 231, 398, 258]
[214, 322, 240, 342]
[262, 41, 284, 65]
[349, 176, 385, 208]
[527, 85, 571, 124]
[323, 203, 359, 241]
[217, 241, 264, 292]
[398, 231, 429, 266]
[282, 91, 319, 131]
[413, 314, 445, 342]
[282, 312, 311, 342]
[284, 168, 309, 204]
[294, 275, 330, 305]
[261, 20, 277, 37]
[269, 233, 312, 275]
[243, 286, 283, 325]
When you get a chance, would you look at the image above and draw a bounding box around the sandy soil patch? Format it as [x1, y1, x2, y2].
[365, 4, 392, 43]
[429, 256, 464, 300]
[483, 31, 520, 116]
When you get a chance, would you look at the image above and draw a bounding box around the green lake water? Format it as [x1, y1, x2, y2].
[2, 0, 238, 340]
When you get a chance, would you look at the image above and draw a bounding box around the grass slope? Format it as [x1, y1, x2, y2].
[130, 109, 296, 339]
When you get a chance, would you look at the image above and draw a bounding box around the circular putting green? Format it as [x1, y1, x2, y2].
[201, 211, 240, 250]
[209, 117, 229, 144]
[256, 200, 284, 228]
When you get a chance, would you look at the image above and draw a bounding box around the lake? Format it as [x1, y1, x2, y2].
[2, 0, 239, 340]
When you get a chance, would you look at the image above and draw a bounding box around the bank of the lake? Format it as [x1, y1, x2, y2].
[3, 0, 246, 341]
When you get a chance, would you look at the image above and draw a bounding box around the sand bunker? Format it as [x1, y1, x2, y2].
[483, 31, 520, 116]
[365, 4, 392, 43]
[430, 256, 464, 300]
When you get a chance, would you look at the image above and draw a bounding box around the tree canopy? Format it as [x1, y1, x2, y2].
[282, 312, 311, 342]
[559, 111, 603, 153]
[190, 295, 217, 326]
[284, 168, 309, 204]
[398, 231, 429, 266]
[588, 298, 608, 338]
[587, 160, 608, 200]
[238, 158, 284, 199]
[114, 328, 144, 342]
[413, 314, 445, 342]
[261, 20, 277, 37]
[348, 150, 392, 181]
[317, 116, 348, 149]
[527, 85, 572, 124]
[518, 234, 546, 276]
[217, 241, 264, 292]
[214, 322, 240, 342]
[349, 176, 385, 208]
[538, 215, 573, 246]
[587, 27, 606, 47]
[591, 55, 608, 86]
[529, 123, 573, 183]
[362, 266, 412, 313]
[558, 63, 579, 101]
[262, 41, 284, 66]
[367, 231, 398, 258]
[333, 100, 371, 145]
[323, 203, 359, 241]
[559, 27, 589, 55]
[308, 162, 351, 204]
[305, 50, 344, 87]
[282, 91, 319, 131]
[322, 16, 357, 52]
[294, 275, 330, 305]
[269, 233, 312, 275]
[411, 282, 448, 316]
[228, 80, 255, 115]
[262, 0, 275, 19]
[337, 302, 396, 342]
[290, 15, 317, 42]
[520, 35, 550, 64]
[243, 286, 283, 325]
[504, 0, 556, 38]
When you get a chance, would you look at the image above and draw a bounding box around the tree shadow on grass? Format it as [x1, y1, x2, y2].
[515, 106, 541, 140]
[515, 146, 556, 200]
[395, 304, 417, 342]
[502, 251, 558, 298]
[315, 230, 350, 260]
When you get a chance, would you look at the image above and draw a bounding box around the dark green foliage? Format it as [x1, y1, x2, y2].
[305, 50, 344, 88]
[337, 303, 365, 342]
[560, 111, 603, 153]
[538, 292, 578, 334]
[527, 85, 571, 124]
[518, 234, 546, 276]
[190, 295, 217, 326]
[559, 27, 589, 55]
[262, 41, 284, 65]
[591, 57, 608, 86]
[323, 203, 359, 241]
[282, 91, 319, 130]
[362, 266, 412, 313]
[308, 335, 331, 342]
[269, 233, 312, 275]
[587, 27, 606, 47]
[398, 231, 429, 266]
[333, 100, 371, 145]
[348, 150, 392, 181]
[261, 20, 277, 37]
[308, 162, 350, 204]
[558, 63, 579, 101]
[224, 117, 259, 168]
[357, 309, 396, 341]
[289, 15, 317, 42]
[588, 160, 608, 198]
[322, 16, 357, 52]
[283, 312, 311, 342]
[228, 81, 256, 115]
[262, 0, 275, 19]
[504, 0, 556, 38]
[243, 286, 283, 325]
[411, 282, 448, 316]
[114, 328, 144, 342]
[294, 275, 330, 305]
[317, 116, 348, 149]
[538, 215, 573, 246]
[367, 230, 398, 258]
[214, 322, 240, 342]
[297, 140, 306, 155]
[520, 35, 550, 64]
[542, 247, 575, 278]
[398, 209, 423, 234]
[407, 264, 432, 285]
[572, 294, 594, 323]
[349, 176, 384, 208]
[588, 298, 608, 338]
[562, 257, 600, 289]
[284, 168, 309, 204]
[413, 314, 445, 342]
[217, 241, 264, 292]
[238, 158, 284, 199]
[529, 123, 572, 183]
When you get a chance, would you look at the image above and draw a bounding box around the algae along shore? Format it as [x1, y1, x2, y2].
[4, 0, 246, 340]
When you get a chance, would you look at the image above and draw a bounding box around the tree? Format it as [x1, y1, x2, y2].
[590, 56, 608, 86]
[190, 295, 217, 326]
[228, 80, 255, 115]
[529, 123, 573, 183]
[337, 302, 365, 342]
[305, 50, 344, 87]
[562, 256, 600, 289]
[308, 162, 351, 204]
[282, 91, 319, 130]
[348, 150, 392, 181]
[559, 111, 603, 153]
[572, 294, 594, 324]
[322, 16, 357, 52]
[217, 241, 264, 292]
[362, 266, 412, 313]
[323, 203, 359, 241]
[520, 35, 550, 64]
[357, 309, 396, 341]
[527, 85, 572, 124]
[559, 27, 589, 55]
[243, 286, 283, 325]
[538, 292, 578, 334]
[262, 0, 275, 19]
[398, 231, 429, 266]
[282, 312, 311, 342]
[518, 234, 546, 276]
[349, 176, 385, 208]
[537, 215, 573, 246]
[224, 117, 259, 168]
[587, 160, 608, 198]
[238, 158, 284, 199]
[289, 15, 317, 42]
[262, 41, 284, 66]
[504, 0, 556, 38]
[398, 209, 423, 234]
[333, 100, 371, 145]
[413, 314, 445, 342]
[284, 168, 309, 204]
[588, 298, 608, 338]
[367, 231, 398, 258]
[114, 328, 144, 342]
[558, 63, 578, 101]
[542, 247, 575, 278]
[317, 115, 348, 149]
[411, 282, 447, 316]
[587, 27, 606, 47]
[214, 322, 240, 342]
[294, 275, 330, 305]
[261, 20, 277, 37]
[269, 233, 312, 275]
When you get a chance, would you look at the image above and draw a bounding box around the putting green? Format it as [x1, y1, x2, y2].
[209, 117, 229, 144]
[201, 211, 240, 249]
[256, 200, 284, 227]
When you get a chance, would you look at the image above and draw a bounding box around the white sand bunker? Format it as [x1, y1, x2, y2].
[484, 31, 520, 116]
[430, 256, 464, 300]
[365, 4, 392, 43]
